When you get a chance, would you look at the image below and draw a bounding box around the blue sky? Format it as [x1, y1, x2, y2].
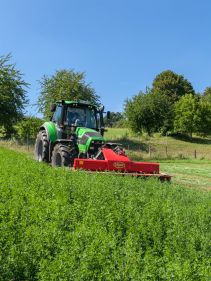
[1, 0, 211, 116]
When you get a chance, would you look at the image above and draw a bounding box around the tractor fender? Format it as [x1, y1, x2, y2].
[39, 122, 57, 143]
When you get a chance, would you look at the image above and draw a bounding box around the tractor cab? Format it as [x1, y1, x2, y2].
[51, 100, 107, 135]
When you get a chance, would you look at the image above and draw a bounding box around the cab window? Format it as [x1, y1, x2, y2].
[66, 107, 97, 128]
[52, 105, 62, 124]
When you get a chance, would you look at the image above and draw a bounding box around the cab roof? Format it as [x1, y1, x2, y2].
[56, 100, 97, 108]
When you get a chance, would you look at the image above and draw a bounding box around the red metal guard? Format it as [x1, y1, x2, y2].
[73, 148, 160, 174]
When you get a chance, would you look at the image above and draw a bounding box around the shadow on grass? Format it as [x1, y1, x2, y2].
[107, 137, 149, 152]
[171, 133, 211, 144]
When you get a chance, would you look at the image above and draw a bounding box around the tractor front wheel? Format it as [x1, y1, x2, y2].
[34, 130, 49, 162]
[51, 144, 71, 167]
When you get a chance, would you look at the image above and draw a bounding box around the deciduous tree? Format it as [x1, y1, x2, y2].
[202, 87, 211, 103]
[38, 70, 100, 118]
[152, 70, 195, 103]
[125, 91, 172, 135]
[0, 54, 28, 136]
[174, 94, 211, 137]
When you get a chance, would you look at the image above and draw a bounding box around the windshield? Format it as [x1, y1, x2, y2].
[66, 106, 97, 128]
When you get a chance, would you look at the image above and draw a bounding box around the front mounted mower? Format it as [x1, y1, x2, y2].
[35, 100, 171, 181]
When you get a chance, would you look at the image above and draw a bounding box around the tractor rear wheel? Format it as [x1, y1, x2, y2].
[51, 144, 71, 167]
[34, 130, 49, 162]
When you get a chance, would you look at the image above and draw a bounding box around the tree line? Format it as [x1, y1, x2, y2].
[125, 70, 211, 137]
[1, 54, 211, 141]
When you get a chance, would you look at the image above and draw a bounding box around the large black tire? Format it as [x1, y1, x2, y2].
[34, 130, 49, 162]
[51, 144, 71, 167]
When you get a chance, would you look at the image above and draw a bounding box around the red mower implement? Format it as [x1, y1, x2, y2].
[74, 147, 171, 181]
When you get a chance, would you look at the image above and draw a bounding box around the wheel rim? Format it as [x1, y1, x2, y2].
[37, 140, 43, 162]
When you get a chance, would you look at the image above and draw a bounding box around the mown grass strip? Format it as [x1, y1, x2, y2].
[161, 162, 211, 189]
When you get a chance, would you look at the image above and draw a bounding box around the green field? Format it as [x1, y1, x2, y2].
[1, 147, 211, 280]
[1, 128, 211, 190]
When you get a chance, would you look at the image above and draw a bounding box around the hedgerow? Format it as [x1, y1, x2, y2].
[0, 147, 211, 280]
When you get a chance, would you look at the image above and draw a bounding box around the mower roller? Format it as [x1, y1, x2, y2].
[35, 100, 171, 181]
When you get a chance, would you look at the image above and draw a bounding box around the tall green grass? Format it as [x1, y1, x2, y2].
[0, 147, 211, 280]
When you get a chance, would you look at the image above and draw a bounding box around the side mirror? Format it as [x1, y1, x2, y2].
[107, 111, 111, 119]
[50, 103, 56, 112]
[98, 105, 104, 112]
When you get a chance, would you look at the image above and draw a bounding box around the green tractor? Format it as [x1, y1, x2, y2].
[35, 99, 171, 180]
[35, 100, 112, 167]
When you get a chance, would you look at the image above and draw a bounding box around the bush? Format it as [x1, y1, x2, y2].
[14, 116, 44, 142]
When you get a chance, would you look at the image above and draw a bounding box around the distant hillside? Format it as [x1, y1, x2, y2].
[105, 128, 211, 160]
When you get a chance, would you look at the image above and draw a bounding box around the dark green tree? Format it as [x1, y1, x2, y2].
[38, 70, 100, 118]
[0, 54, 28, 136]
[125, 91, 172, 135]
[152, 70, 195, 103]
